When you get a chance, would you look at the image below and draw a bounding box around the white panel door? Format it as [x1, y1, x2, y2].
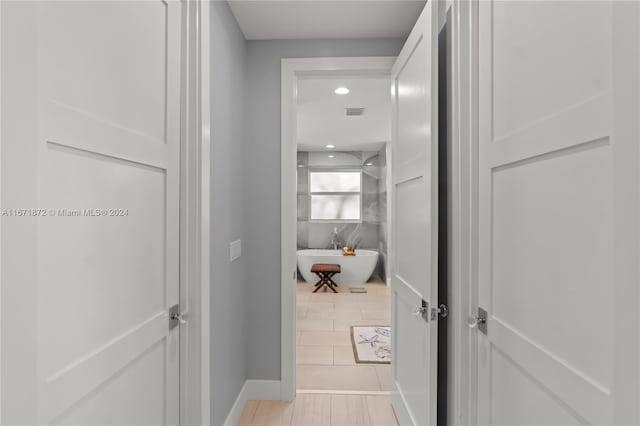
[390, 1, 438, 425]
[34, 1, 181, 424]
[475, 2, 624, 425]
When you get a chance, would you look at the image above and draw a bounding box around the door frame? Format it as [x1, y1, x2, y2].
[180, 0, 212, 424]
[446, 0, 479, 424]
[0, 1, 212, 424]
[280, 56, 396, 400]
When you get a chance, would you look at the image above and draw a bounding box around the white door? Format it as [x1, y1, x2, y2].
[474, 1, 633, 424]
[390, 1, 439, 424]
[2, 1, 182, 424]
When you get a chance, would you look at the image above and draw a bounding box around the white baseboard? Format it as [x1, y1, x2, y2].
[223, 380, 282, 426]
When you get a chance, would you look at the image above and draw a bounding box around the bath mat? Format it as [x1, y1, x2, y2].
[350, 326, 391, 364]
[349, 287, 367, 293]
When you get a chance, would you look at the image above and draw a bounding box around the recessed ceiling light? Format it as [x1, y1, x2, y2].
[325, 144, 335, 149]
[297, 164, 305, 168]
[366, 162, 373, 166]
[334, 87, 350, 95]
[328, 155, 335, 158]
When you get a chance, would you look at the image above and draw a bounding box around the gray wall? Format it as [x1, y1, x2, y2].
[210, 2, 247, 424]
[244, 39, 404, 380]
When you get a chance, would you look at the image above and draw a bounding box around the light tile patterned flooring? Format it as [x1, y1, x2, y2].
[236, 277, 396, 426]
[237, 394, 398, 426]
[296, 277, 391, 392]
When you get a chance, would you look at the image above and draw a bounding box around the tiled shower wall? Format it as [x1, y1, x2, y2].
[297, 147, 388, 281]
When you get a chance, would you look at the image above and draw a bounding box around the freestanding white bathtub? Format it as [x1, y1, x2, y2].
[297, 249, 379, 285]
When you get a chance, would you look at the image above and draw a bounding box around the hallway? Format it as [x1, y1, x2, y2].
[3, 1, 640, 425]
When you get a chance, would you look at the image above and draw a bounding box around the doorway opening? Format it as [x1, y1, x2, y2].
[281, 14, 453, 415]
[295, 73, 393, 394]
[281, 57, 396, 403]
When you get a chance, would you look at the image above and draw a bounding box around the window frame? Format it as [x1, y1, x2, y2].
[307, 167, 363, 223]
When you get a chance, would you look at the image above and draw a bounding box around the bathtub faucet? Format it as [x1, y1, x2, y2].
[330, 228, 341, 250]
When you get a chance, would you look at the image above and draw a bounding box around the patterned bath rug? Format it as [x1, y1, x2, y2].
[350, 326, 391, 364]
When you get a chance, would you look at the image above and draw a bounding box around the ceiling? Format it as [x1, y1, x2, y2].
[296, 76, 390, 152]
[228, 1, 426, 40]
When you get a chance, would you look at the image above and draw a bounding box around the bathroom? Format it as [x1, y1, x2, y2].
[294, 75, 392, 392]
[296, 149, 389, 284]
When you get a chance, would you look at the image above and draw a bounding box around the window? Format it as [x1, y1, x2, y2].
[309, 170, 361, 221]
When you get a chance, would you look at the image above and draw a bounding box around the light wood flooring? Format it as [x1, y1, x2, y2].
[296, 277, 391, 392]
[236, 278, 395, 425]
[237, 394, 398, 426]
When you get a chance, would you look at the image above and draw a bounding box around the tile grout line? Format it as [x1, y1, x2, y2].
[374, 364, 384, 391]
[332, 343, 335, 366]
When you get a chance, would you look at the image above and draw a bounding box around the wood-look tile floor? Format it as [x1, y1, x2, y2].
[296, 277, 391, 392]
[237, 394, 398, 426]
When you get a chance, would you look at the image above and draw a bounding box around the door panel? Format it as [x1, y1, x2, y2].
[40, 1, 171, 144]
[490, 1, 609, 139]
[396, 47, 429, 181]
[490, 350, 583, 426]
[395, 177, 429, 290]
[477, 2, 613, 425]
[40, 150, 166, 376]
[34, 1, 181, 424]
[49, 342, 167, 426]
[394, 284, 430, 422]
[492, 145, 612, 386]
[390, 1, 438, 424]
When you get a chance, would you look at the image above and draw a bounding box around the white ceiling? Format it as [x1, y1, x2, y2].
[296, 76, 390, 152]
[228, 1, 426, 40]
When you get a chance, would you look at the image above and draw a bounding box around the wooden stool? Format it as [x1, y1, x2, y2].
[310, 263, 341, 293]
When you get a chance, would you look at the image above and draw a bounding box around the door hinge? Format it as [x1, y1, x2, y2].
[431, 304, 449, 321]
[169, 304, 186, 329]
